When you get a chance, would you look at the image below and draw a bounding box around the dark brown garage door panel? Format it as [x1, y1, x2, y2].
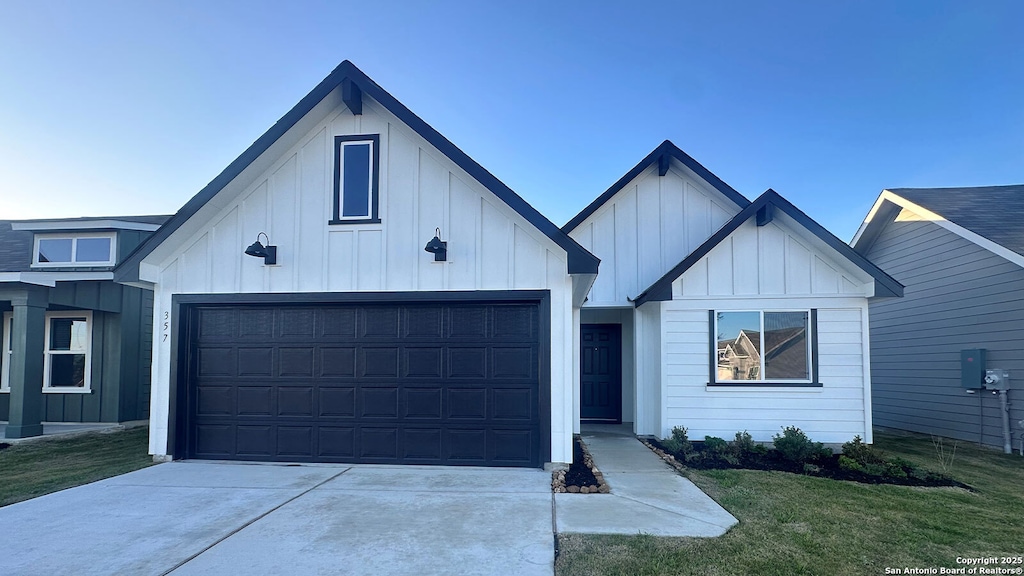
[186, 301, 543, 467]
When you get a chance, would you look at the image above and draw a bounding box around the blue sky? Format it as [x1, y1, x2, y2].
[1, 1, 1021, 241]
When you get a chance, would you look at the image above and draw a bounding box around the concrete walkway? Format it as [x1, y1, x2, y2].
[0, 462, 554, 576]
[554, 426, 738, 537]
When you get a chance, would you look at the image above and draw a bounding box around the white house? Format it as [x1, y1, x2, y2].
[116, 61, 900, 467]
[564, 144, 903, 444]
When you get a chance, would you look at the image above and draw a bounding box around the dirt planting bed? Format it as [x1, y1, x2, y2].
[552, 436, 610, 494]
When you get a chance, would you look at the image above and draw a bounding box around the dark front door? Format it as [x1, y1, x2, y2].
[182, 299, 545, 467]
[581, 324, 621, 422]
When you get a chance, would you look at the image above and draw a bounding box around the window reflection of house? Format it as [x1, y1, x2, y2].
[717, 330, 760, 380]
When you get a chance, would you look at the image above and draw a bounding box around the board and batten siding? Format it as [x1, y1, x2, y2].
[145, 93, 577, 463]
[674, 218, 872, 298]
[650, 216, 876, 443]
[863, 209, 1024, 449]
[569, 164, 740, 306]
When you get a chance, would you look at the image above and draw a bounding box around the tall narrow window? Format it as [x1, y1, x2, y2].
[0, 312, 11, 391]
[331, 134, 380, 224]
[43, 311, 92, 392]
[713, 310, 816, 385]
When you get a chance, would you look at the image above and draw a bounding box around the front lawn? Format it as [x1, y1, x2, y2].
[0, 426, 154, 507]
[556, 431, 1024, 576]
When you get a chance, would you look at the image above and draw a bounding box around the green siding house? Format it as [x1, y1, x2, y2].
[0, 215, 168, 438]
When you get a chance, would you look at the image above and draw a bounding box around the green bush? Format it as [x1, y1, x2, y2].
[662, 426, 693, 456]
[732, 431, 761, 456]
[773, 426, 827, 464]
[842, 436, 883, 466]
[703, 436, 738, 465]
[838, 455, 864, 472]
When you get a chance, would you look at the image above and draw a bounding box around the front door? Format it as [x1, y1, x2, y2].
[581, 324, 621, 422]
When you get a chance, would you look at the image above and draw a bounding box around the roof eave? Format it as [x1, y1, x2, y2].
[633, 189, 904, 306]
[115, 60, 597, 281]
[563, 140, 750, 234]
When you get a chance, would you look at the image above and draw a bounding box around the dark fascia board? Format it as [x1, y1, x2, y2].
[562, 140, 750, 233]
[633, 189, 904, 306]
[115, 61, 599, 283]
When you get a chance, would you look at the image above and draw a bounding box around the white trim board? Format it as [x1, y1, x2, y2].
[852, 190, 1024, 270]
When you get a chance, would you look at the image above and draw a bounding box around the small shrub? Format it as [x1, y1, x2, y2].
[661, 426, 694, 457]
[842, 435, 883, 466]
[666, 426, 693, 456]
[773, 426, 826, 464]
[884, 457, 913, 480]
[838, 455, 864, 472]
[803, 463, 821, 474]
[731, 430, 766, 458]
[931, 435, 958, 474]
[702, 436, 738, 465]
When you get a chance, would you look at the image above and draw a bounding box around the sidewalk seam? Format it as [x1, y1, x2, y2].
[159, 467, 352, 576]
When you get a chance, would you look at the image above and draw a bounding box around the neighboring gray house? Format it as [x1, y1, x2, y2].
[852, 185, 1024, 453]
[0, 216, 168, 438]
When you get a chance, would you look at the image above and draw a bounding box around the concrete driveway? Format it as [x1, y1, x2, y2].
[0, 462, 554, 576]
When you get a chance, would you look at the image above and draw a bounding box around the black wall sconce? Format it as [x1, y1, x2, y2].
[424, 227, 447, 262]
[244, 232, 277, 265]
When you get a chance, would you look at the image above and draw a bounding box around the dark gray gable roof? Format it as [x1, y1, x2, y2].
[889, 185, 1024, 256]
[115, 60, 599, 282]
[0, 216, 171, 273]
[633, 189, 904, 305]
[562, 140, 750, 233]
[0, 221, 35, 272]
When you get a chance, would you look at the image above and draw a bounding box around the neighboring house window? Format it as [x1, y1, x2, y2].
[711, 310, 818, 386]
[0, 312, 11, 392]
[43, 311, 92, 392]
[32, 233, 116, 267]
[330, 134, 380, 224]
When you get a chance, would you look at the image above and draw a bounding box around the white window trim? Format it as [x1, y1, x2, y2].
[714, 309, 813, 385]
[0, 312, 11, 392]
[31, 232, 117, 268]
[42, 310, 93, 393]
[331, 135, 380, 224]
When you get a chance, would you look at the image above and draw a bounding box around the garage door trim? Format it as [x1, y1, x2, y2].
[167, 290, 551, 464]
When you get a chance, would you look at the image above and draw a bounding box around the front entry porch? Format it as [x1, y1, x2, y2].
[580, 308, 635, 429]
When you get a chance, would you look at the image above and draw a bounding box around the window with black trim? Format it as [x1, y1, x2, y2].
[331, 134, 380, 224]
[710, 310, 819, 386]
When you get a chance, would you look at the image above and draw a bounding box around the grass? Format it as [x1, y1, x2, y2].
[556, 431, 1024, 576]
[0, 426, 154, 507]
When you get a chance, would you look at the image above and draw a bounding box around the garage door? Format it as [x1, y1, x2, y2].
[183, 299, 544, 467]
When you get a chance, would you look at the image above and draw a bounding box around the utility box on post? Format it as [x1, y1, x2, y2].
[961, 348, 986, 389]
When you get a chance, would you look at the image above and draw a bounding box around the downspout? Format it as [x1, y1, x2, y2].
[997, 389, 1011, 455]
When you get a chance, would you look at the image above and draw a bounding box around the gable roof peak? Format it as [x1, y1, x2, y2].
[633, 188, 903, 305]
[563, 140, 749, 233]
[115, 60, 599, 282]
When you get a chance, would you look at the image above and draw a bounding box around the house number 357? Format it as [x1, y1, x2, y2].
[163, 311, 169, 342]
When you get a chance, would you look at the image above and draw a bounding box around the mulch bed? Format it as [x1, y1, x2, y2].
[644, 438, 973, 490]
[552, 436, 610, 494]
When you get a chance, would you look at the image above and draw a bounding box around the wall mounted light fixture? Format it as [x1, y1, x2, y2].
[424, 227, 447, 262]
[244, 232, 277, 265]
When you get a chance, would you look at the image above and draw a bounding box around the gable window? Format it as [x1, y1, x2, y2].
[0, 313, 10, 392]
[43, 311, 92, 392]
[330, 134, 380, 224]
[710, 310, 819, 387]
[33, 233, 116, 267]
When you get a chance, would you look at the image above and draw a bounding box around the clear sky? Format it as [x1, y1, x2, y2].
[1, 1, 1021, 241]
